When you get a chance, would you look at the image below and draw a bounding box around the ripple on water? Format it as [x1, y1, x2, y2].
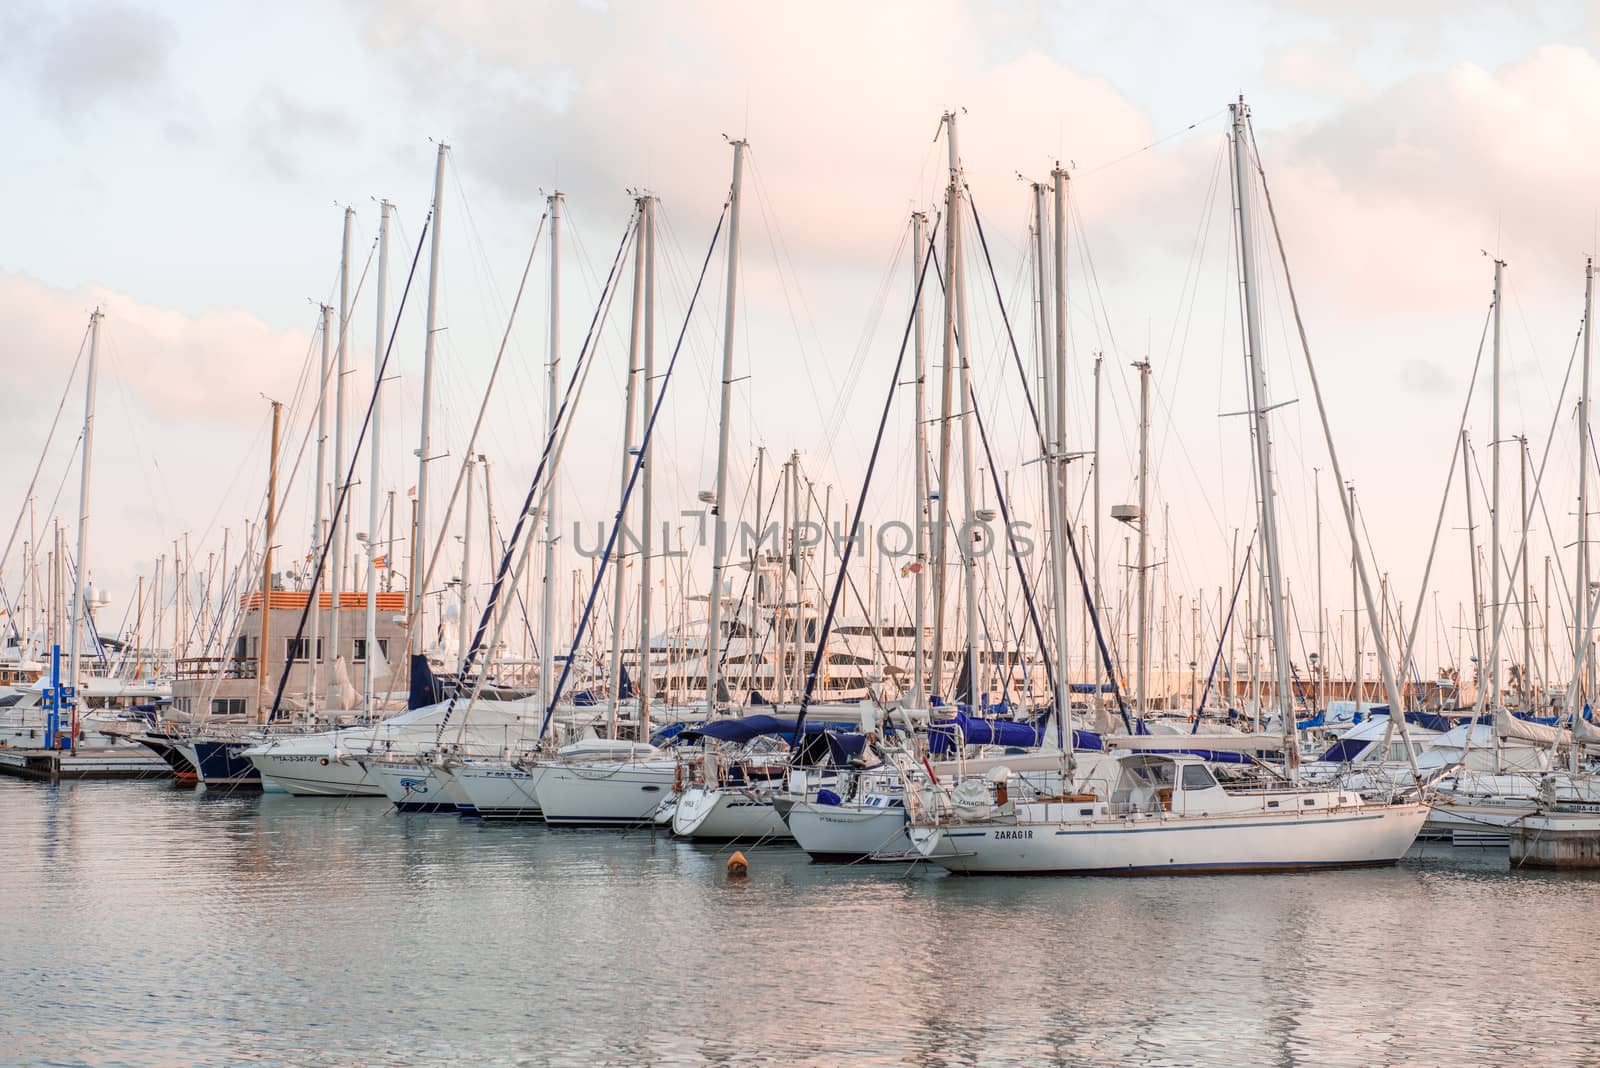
[3, 783, 1600, 1066]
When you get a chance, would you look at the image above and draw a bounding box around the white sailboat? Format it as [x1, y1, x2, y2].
[908, 98, 1430, 875]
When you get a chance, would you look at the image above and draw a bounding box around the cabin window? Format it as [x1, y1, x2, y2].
[1181, 764, 1217, 791]
[210, 698, 247, 717]
[1302, 797, 1317, 806]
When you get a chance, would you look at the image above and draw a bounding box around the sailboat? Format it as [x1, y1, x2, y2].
[907, 99, 1430, 875]
[530, 149, 743, 829]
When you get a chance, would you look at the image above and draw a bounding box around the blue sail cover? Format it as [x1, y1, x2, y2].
[926, 713, 1095, 755]
[680, 714, 857, 746]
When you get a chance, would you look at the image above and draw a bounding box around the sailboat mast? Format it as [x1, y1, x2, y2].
[705, 140, 746, 712]
[948, 120, 981, 705]
[410, 143, 448, 658]
[1134, 359, 1151, 719]
[458, 454, 476, 669]
[66, 307, 101, 745]
[255, 399, 282, 723]
[1229, 98, 1297, 769]
[637, 194, 656, 738]
[1520, 436, 1531, 708]
[1031, 188, 1058, 634]
[1092, 354, 1103, 717]
[1051, 165, 1074, 757]
[308, 303, 330, 713]
[608, 196, 648, 733]
[1573, 258, 1594, 763]
[1461, 434, 1485, 713]
[932, 112, 959, 701]
[910, 210, 929, 705]
[1568, 260, 1593, 767]
[364, 199, 390, 709]
[541, 191, 564, 709]
[328, 207, 353, 707]
[1489, 256, 1505, 712]
[1315, 471, 1325, 713]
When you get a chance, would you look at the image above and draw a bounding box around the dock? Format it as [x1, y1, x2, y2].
[0, 746, 173, 782]
[1510, 808, 1600, 869]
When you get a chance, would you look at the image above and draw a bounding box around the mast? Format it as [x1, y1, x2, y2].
[1572, 258, 1594, 764]
[1092, 354, 1104, 718]
[1462, 434, 1485, 713]
[458, 454, 476, 669]
[1315, 470, 1325, 713]
[309, 303, 331, 713]
[778, 456, 790, 701]
[1574, 260, 1587, 716]
[705, 140, 746, 712]
[947, 112, 982, 705]
[327, 206, 353, 710]
[1489, 256, 1505, 712]
[608, 196, 648, 735]
[541, 191, 564, 709]
[255, 399, 282, 722]
[637, 194, 656, 738]
[1051, 164, 1074, 757]
[364, 199, 390, 709]
[409, 142, 448, 659]
[1519, 436, 1531, 709]
[1351, 483, 1360, 704]
[1134, 359, 1152, 719]
[1229, 98, 1297, 771]
[749, 450, 765, 697]
[932, 113, 959, 701]
[66, 308, 101, 745]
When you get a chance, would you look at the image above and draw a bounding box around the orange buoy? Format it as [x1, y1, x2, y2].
[726, 851, 749, 878]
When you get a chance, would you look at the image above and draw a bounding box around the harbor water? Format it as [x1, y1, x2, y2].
[3, 780, 1599, 1067]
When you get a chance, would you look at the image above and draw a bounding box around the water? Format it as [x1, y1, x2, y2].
[3, 781, 1598, 1067]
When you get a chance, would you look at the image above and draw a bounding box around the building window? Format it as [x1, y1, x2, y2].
[287, 638, 323, 662]
[234, 635, 251, 660]
[353, 638, 390, 663]
[211, 697, 247, 717]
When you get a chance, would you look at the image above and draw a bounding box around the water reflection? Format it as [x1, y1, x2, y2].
[2, 781, 1597, 1066]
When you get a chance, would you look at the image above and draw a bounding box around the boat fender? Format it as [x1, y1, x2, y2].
[673, 762, 685, 794]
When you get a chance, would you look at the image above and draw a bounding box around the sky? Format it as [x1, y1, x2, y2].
[4, 0, 1600, 687]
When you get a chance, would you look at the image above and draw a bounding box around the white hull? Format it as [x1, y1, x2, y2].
[366, 760, 457, 812]
[671, 784, 792, 841]
[911, 800, 1430, 875]
[452, 762, 547, 819]
[534, 759, 676, 827]
[784, 801, 913, 861]
[245, 751, 383, 796]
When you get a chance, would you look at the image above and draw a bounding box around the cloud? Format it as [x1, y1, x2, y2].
[1262, 45, 1600, 312]
[2, 0, 177, 119]
[0, 271, 321, 610]
[0, 270, 312, 429]
[350, 1, 1158, 266]
[247, 89, 362, 181]
[1275, 45, 1365, 99]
